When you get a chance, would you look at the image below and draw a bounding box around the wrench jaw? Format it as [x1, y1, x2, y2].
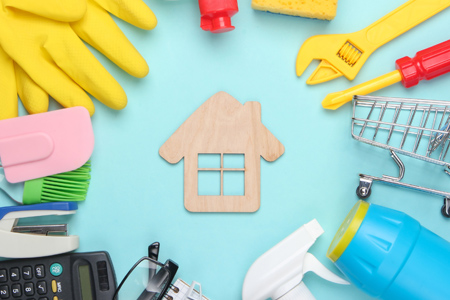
[296, 33, 368, 85]
[296, 34, 333, 77]
[306, 60, 343, 85]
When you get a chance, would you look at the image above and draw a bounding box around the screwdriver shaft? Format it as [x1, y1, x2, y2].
[322, 70, 402, 110]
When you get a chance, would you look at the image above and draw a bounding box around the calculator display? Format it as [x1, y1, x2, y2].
[79, 264, 94, 300]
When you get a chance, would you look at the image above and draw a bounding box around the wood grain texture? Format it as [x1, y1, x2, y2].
[159, 91, 284, 212]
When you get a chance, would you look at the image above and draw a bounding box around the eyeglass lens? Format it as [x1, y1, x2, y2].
[115, 259, 171, 300]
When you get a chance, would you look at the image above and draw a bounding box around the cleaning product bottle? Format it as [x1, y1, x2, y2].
[328, 200, 450, 300]
[198, 0, 238, 33]
[242, 219, 349, 300]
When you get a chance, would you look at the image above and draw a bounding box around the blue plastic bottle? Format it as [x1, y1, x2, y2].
[327, 200, 450, 300]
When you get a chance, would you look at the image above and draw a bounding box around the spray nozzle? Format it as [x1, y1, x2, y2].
[242, 219, 349, 300]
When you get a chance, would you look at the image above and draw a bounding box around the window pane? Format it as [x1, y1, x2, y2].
[198, 171, 221, 195]
[223, 154, 245, 169]
[198, 154, 221, 168]
[223, 171, 244, 196]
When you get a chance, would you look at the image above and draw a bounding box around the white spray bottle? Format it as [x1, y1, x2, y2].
[242, 219, 349, 300]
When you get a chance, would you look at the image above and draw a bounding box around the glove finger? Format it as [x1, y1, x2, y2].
[14, 63, 49, 114]
[0, 8, 97, 115]
[71, 0, 149, 78]
[20, 55, 97, 116]
[93, 0, 157, 30]
[43, 28, 127, 110]
[0, 46, 18, 120]
[6, 46, 97, 115]
[3, 0, 87, 22]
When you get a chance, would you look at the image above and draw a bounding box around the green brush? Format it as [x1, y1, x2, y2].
[0, 162, 91, 205]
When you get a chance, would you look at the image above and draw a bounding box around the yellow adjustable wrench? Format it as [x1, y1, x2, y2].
[296, 0, 450, 85]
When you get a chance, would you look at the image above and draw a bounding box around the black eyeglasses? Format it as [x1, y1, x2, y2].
[113, 242, 179, 300]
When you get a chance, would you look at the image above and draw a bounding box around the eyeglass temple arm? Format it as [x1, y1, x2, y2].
[148, 242, 160, 260]
[148, 242, 160, 281]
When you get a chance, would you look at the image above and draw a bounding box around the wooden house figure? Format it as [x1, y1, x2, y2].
[159, 92, 285, 212]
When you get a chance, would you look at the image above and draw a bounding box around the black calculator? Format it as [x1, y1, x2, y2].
[0, 251, 116, 300]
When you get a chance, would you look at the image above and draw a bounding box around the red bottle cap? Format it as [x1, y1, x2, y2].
[199, 0, 238, 33]
[201, 14, 234, 33]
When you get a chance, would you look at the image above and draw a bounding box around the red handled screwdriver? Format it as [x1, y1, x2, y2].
[322, 39, 450, 110]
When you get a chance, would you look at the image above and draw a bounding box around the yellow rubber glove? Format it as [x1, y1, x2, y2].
[0, 1, 127, 117]
[0, 46, 16, 120]
[0, 0, 84, 120]
[1, 46, 48, 120]
[2, 0, 87, 22]
[1, 0, 157, 119]
[71, 0, 157, 78]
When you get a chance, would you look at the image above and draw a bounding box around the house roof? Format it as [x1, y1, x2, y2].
[159, 91, 285, 163]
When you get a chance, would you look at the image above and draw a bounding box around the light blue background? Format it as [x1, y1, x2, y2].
[4, 0, 450, 299]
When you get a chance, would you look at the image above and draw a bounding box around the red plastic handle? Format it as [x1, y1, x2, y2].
[395, 39, 450, 88]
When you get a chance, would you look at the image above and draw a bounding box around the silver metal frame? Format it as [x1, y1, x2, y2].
[352, 95, 450, 217]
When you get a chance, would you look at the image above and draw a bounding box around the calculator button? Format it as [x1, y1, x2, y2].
[11, 283, 21, 297]
[10, 268, 20, 281]
[23, 266, 33, 280]
[35, 265, 45, 278]
[0, 270, 6, 283]
[0, 285, 9, 299]
[53, 296, 58, 300]
[49, 263, 63, 277]
[25, 282, 35, 296]
[51, 280, 57, 293]
[36, 281, 47, 295]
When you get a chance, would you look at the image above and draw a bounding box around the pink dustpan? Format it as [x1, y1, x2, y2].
[0, 107, 94, 183]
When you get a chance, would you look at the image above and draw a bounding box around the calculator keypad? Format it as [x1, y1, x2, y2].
[0, 251, 115, 300]
[0, 264, 62, 299]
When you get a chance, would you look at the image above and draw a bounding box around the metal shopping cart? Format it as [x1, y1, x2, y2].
[352, 95, 450, 218]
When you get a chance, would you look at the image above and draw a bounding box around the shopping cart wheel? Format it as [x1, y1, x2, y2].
[356, 186, 371, 199]
[441, 199, 450, 218]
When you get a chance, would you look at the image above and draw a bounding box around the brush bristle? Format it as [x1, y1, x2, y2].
[23, 162, 91, 204]
[41, 162, 91, 202]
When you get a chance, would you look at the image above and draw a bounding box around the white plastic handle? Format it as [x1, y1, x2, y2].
[303, 253, 349, 285]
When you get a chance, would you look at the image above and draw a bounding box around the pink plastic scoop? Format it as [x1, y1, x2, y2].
[0, 107, 94, 183]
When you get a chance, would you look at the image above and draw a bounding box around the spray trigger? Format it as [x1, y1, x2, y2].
[242, 219, 348, 300]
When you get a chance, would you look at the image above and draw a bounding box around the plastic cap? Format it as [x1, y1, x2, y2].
[327, 201, 369, 262]
[201, 15, 234, 33]
[211, 16, 234, 33]
[278, 282, 315, 300]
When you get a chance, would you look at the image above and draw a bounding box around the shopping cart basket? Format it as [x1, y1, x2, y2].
[352, 95, 450, 217]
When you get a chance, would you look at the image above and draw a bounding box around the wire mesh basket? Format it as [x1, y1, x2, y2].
[352, 95, 450, 217]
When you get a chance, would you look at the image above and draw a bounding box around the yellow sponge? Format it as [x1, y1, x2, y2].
[251, 0, 338, 20]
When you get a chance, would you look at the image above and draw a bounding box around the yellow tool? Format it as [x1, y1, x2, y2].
[322, 71, 402, 110]
[296, 0, 450, 85]
[322, 39, 450, 109]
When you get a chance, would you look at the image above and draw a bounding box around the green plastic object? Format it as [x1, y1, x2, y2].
[22, 162, 91, 205]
